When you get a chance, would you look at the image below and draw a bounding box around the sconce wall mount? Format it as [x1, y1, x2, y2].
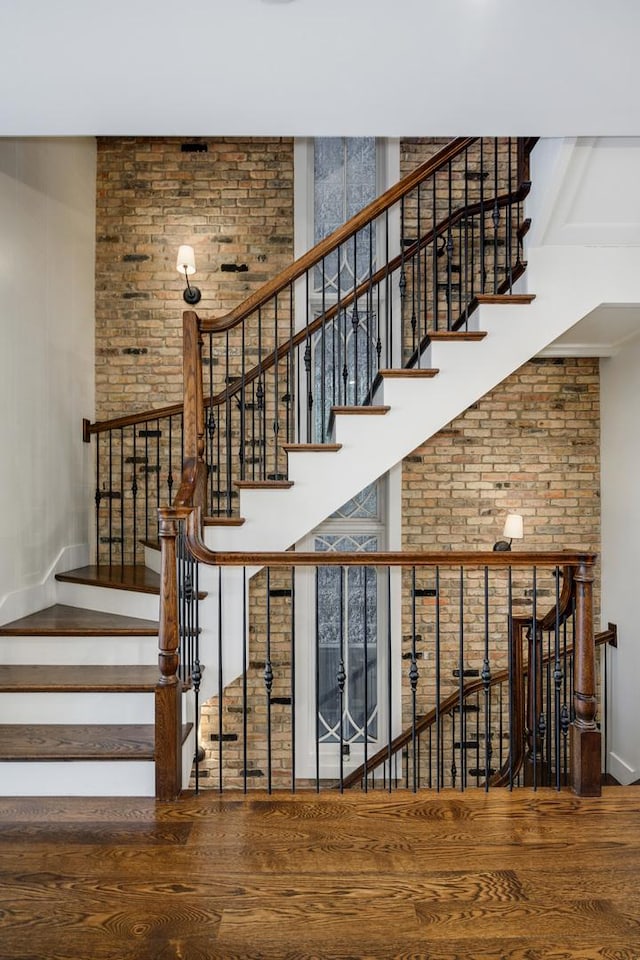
[176, 244, 201, 305]
[493, 512, 524, 552]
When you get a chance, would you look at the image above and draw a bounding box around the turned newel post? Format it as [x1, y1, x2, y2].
[571, 556, 601, 796]
[155, 508, 183, 801]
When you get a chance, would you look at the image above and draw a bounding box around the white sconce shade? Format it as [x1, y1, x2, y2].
[503, 513, 524, 541]
[176, 245, 196, 276]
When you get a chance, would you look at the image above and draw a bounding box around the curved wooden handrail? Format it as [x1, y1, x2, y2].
[85, 137, 534, 438]
[342, 619, 615, 791]
[202, 138, 476, 334]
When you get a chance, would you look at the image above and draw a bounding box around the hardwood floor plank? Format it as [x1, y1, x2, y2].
[0, 788, 639, 959]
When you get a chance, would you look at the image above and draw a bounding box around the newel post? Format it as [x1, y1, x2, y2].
[155, 508, 183, 801]
[571, 556, 601, 797]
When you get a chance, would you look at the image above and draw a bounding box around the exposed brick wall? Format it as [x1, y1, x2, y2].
[95, 137, 294, 421]
[402, 357, 600, 553]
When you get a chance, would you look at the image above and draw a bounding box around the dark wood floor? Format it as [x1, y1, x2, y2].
[1, 787, 640, 959]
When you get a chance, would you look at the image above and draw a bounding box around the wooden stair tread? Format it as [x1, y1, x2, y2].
[235, 480, 294, 490]
[55, 565, 160, 595]
[281, 443, 342, 453]
[0, 665, 159, 693]
[330, 405, 391, 415]
[0, 723, 193, 761]
[379, 368, 439, 378]
[476, 293, 536, 304]
[0, 604, 159, 637]
[428, 331, 487, 341]
[203, 516, 246, 526]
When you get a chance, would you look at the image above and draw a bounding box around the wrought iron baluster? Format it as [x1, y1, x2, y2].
[338, 564, 346, 793]
[273, 296, 280, 479]
[363, 560, 369, 793]
[225, 331, 232, 514]
[119, 427, 124, 566]
[480, 138, 486, 293]
[493, 138, 500, 293]
[482, 566, 492, 790]
[399, 196, 407, 362]
[410, 567, 419, 792]
[305, 272, 313, 441]
[242, 566, 248, 794]
[314, 566, 320, 792]
[507, 137, 514, 290]
[287, 282, 294, 445]
[290, 566, 296, 792]
[507, 565, 513, 789]
[131, 427, 138, 567]
[432, 173, 439, 331]
[109, 429, 114, 566]
[458, 565, 466, 789]
[95, 435, 102, 566]
[387, 566, 392, 792]
[532, 565, 538, 789]
[265, 567, 273, 794]
[435, 565, 441, 790]
[240, 318, 246, 482]
[217, 566, 224, 793]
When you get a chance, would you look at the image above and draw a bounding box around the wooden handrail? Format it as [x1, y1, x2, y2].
[202, 138, 476, 334]
[342, 621, 615, 790]
[83, 171, 531, 440]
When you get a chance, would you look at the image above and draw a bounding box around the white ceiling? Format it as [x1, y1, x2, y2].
[1, 0, 639, 137]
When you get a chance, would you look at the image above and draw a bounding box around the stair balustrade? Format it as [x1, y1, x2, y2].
[84, 137, 536, 563]
[155, 507, 607, 801]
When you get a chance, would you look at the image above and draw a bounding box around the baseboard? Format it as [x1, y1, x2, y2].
[0, 543, 89, 626]
[607, 750, 638, 786]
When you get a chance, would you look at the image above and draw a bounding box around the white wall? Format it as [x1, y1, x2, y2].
[0, 138, 95, 620]
[601, 333, 640, 783]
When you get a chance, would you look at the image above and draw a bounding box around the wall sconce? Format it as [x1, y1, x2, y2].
[176, 245, 201, 305]
[493, 513, 524, 552]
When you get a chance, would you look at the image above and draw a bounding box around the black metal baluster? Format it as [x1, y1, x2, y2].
[410, 567, 419, 792]
[305, 273, 313, 441]
[432, 174, 439, 332]
[207, 332, 214, 513]
[273, 297, 280, 478]
[131, 427, 138, 567]
[385, 211, 391, 368]
[95, 435, 101, 565]
[493, 138, 500, 293]
[259, 307, 267, 480]
[446, 161, 454, 330]
[119, 427, 124, 566]
[399, 197, 407, 363]
[315, 566, 320, 792]
[507, 137, 513, 290]
[338, 565, 345, 793]
[482, 566, 492, 790]
[463, 146, 469, 330]
[367, 222, 374, 398]
[458, 565, 465, 790]
[387, 566, 392, 792]
[217, 566, 223, 793]
[240, 317, 246, 482]
[363, 560, 369, 792]
[216, 367, 222, 512]
[265, 567, 273, 794]
[109, 429, 114, 566]
[480, 138, 486, 293]
[251, 380, 256, 483]
[225, 332, 232, 514]
[352, 233, 359, 406]
[532, 565, 538, 790]
[341, 266, 348, 407]
[508, 565, 513, 789]
[192, 553, 202, 795]
[320, 261, 326, 442]
[435, 565, 441, 790]
[242, 566, 248, 794]
[290, 566, 296, 792]
[287, 283, 294, 445]
[155, 418, 161, 540]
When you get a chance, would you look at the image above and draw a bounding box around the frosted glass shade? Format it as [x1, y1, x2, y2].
[503, 513, 524, 541]
[176, 245, 196, 276]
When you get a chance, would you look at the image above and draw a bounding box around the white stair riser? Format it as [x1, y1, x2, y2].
[55, 581, 159, 620]
[0, 692, 154, 724]
[0, 635, 158, 665]
[0, 761, 156, 797]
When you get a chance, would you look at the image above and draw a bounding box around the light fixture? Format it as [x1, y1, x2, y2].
[493, 513, 524, 552]
[176, 244, 201, 305]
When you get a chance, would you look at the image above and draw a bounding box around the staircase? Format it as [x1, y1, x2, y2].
[0, 555, 198, 797]
[2, 135, 635, 798]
